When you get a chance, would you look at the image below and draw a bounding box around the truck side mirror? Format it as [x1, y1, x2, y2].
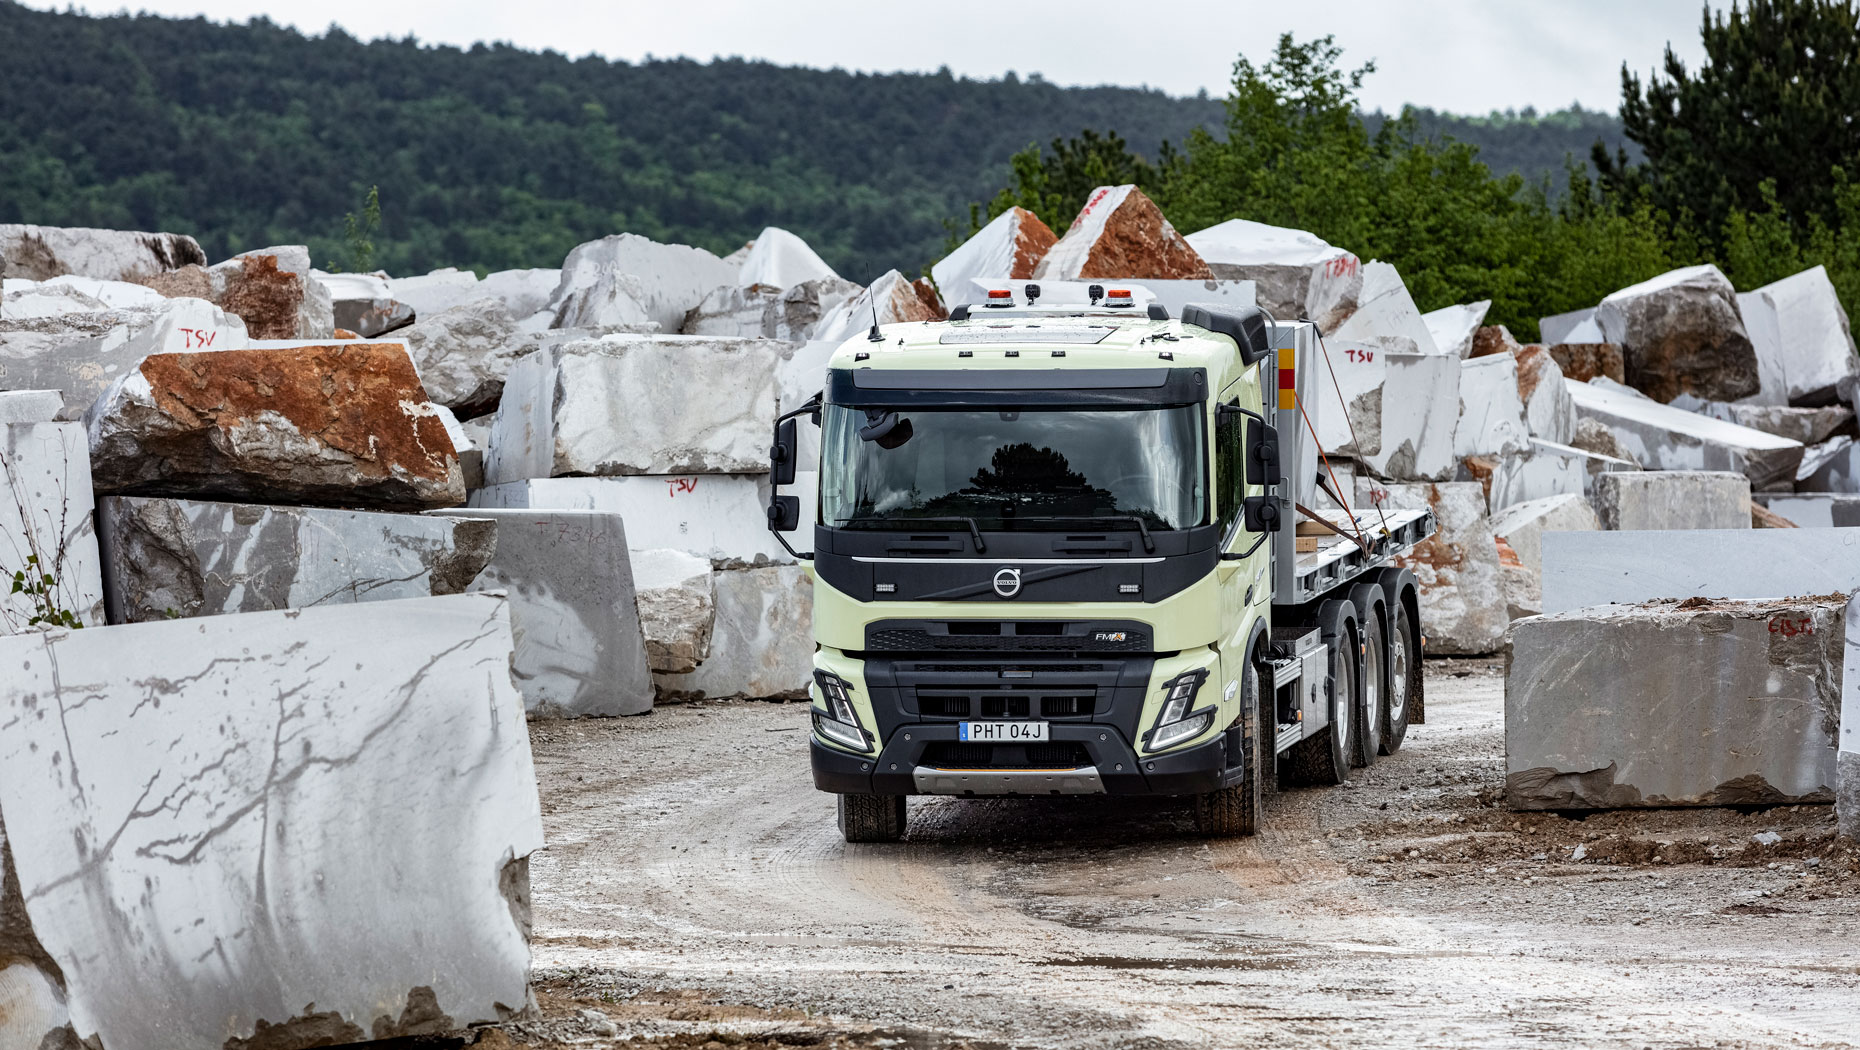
[1247, 420, 1282, 488]
[1243, 495, 1281, 533]
[770, 418, 798, 486]
[768, 495, 801, 533]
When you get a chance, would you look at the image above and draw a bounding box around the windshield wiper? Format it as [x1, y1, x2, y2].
[1025, 515, 1157, 553]
[841, 515, 986, 553]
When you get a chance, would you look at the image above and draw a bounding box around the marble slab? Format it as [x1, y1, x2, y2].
[1543, 528, 1860, 614]
[0, 422, 106, 633]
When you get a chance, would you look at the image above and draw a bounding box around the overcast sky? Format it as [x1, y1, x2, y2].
[28, 0, 1730, 114]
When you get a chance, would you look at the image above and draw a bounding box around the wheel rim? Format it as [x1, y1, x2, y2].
[1363, 621, 1382, 739]
[1332, 641, 1351, 754]
[1387, 623, 1409, 729]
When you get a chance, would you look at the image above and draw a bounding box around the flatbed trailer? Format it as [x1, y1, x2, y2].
[769, 281, 1434, 840]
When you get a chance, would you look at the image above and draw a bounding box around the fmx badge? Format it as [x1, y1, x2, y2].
[1094, 632, 1127, 643]
[993, 567, 1022, 598]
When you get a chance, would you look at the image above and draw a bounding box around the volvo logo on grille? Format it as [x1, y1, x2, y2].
[992, 567, 1023, 598]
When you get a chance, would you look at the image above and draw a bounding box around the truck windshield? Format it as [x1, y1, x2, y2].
[819, 404, 1206, 531]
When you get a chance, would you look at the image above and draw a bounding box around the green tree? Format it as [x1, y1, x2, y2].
[331, 185, 381, 273]
[983, 129, 1169, 235]
[1600, 0, 1860, 244]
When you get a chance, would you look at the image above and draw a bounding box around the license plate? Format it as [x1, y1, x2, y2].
[960, 721, 1049, 742]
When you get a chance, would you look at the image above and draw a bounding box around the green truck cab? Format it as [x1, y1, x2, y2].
[768, 283, 1433, 841]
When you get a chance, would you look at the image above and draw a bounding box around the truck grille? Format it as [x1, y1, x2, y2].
[867, 627, 1149, 653]
[915, 690, 1097, 719]
[920, 742, 1092, 770]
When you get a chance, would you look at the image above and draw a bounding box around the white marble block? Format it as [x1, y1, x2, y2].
[652, 565, 813, 701]
[0, 593, 544, 1049]
[0, 422, 106, 633]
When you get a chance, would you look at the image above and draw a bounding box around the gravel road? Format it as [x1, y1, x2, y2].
[507, 659, 1860, 1050]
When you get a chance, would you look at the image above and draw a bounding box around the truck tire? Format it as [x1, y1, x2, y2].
[1374, 567, 1425, 730]
[1281, 599, 1355, 787]
[838, 794, 907, 843]
[1381, 598, 1417, 754]
[1193, 660, 1262, 837]
[1346, 584, 1386, 768]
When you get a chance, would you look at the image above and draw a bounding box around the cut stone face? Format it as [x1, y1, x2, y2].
[1506, 596, 1845, 810]
[737, 226, 841, 291]
[1840, 593, 1859, 841]
[1670, 394, 1853, 446]
[1184, 218, 1360, 330]
[0, 391, 62, 425]
[97, 496, 495, 623]
[932, 208, 1058, 307]
[85, 343, 466, 510]
[1359, 351, 1461, 481]
[1595, 263, 1760, 402]
[1355, 479, 1507, 655]
[1310, 339, 1386, 458]
[1568, 377, 1803, 491]
[313, 271, 414, 338]
[484, 335, 781, 483]
[1798, 437, 1860, 493]
[430, 509, 654, 717]
[1760, 493, 1860, 527]
[653, 565, 813, 701]
[1328, 261, 1441, 356]
[0, 423, 106, 634]
[549, 234, 738, 336]
[1542, 527, 1860, 614]
[391, 297, 520, 417]
[1514, 345, 1575, 444]
[469, 473, 813, 567]
[0, 223, 205, 282]
[1454, 353, 1529, 459]
[1592, 470, 1750, 531]
[0, 295, 251, 419]
[1034, 185, 1212, 281]
[1546, 342, 1625, 384]
[1487, 492, 1598, 617]
[1538, 307, 1603, 345]
[1484, 440, 1592, 513]
[386, 267, 483, 320]
[630, 547, 716, 675]
[0, 592, 544, 1050]
[1421, 300, 1491, 359]
[479, 268, 562, 321]
[1736, 265, 1860, 406]
[684, 278, 863, 343]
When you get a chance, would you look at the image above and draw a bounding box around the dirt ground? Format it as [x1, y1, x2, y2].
[497, 658, 1860, 1050]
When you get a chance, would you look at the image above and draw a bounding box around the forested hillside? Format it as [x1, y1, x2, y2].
[0, 2, 1626, 280]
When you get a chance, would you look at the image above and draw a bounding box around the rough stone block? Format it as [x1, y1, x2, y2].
[431, 509, 653, 717]
[1185, 218, 1359, 330]
[86, 342, 464, 509]
[0, 592, 544, 1049]
[1841, 592, 1859, 840]
[1311, 338, 1385, 457]
[1329, 261, 1441, 355]
[1454, 353, 1528, 458]
[1542, 528, 1860, 613]
[549, 234, 737, 335]
[812, 271, 946, 344]
[1034, 185, 1211, 281]
[1737, 265, 1860, 406]
[1506, 596, 1844, 810]
[684, 278, 862, 343]
[1, 295, 250, 419]
[1360, 351, 1461, 481]
[932, 208, 1057, 308]
[0, 391, 62, 425]
[0, 423, 106, 633]
[469, 473, 812, 566]
[1515, 344, 1575, 444]
[1538, 308, 1603, 345]
[1357, 479, 1507, 654]
[386, 267, 483, 319]
[479, 268, 561, 320]
[98, 496, 495, 623]
[1488, 493, 1598, 618]
[1670, 394, 1853, 446]
[312, 270, 413, 338]
[1595, 263, 1759, 402]
[1568, 377, 1803, 490]
[1798, 437, 1860, 493]
[0, 223, 204, 282]
[1592, 470, 1750, 531]
[1485, 439, 1590, 512]
[485, 335, 781, 482]
[1759, 493, 1860, 527]
[1546, 342, 1625, 384]
[1421, 300, 1491, 359]
[737, 226, 841, 291]
[631, 547, 715, 674]
[653, 565, 812, 701]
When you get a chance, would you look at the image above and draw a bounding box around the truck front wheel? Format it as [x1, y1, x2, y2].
[838, 794, 907, 843]
[1193, 661, 1262, 837]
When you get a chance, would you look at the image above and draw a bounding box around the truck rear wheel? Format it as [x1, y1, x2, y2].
[1281, 600, 1356, 787]
[838, 794, 907, 843]
[1193, 661, 1262, 837]
[1381, 599, 1417, 754]
[1347, 584, 1386, 768]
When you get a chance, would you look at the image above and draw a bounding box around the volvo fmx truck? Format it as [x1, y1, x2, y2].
[767, 282, 1435, 842]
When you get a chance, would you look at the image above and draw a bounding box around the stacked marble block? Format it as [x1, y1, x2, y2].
[474, 334, 816, 701]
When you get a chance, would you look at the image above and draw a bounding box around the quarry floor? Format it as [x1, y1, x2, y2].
[504, 659, 1860, 1050]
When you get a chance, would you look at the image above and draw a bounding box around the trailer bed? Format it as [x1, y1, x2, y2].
[1279, 507, 1434, 607]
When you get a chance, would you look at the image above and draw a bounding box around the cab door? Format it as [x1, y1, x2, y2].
[1213, 372, 1269, 727]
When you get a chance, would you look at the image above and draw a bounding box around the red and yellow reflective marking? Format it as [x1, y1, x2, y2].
[1277, 347, 1297, 410]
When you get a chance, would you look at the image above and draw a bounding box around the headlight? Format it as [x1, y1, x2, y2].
[813, 671, 872, 752]
[1147, 669, 1213, 751]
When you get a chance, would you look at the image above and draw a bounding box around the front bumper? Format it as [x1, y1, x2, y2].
[811, 726, 1230, 798]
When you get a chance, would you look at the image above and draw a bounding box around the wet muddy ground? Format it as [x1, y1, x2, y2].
[502, 659, 1860, 1049]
